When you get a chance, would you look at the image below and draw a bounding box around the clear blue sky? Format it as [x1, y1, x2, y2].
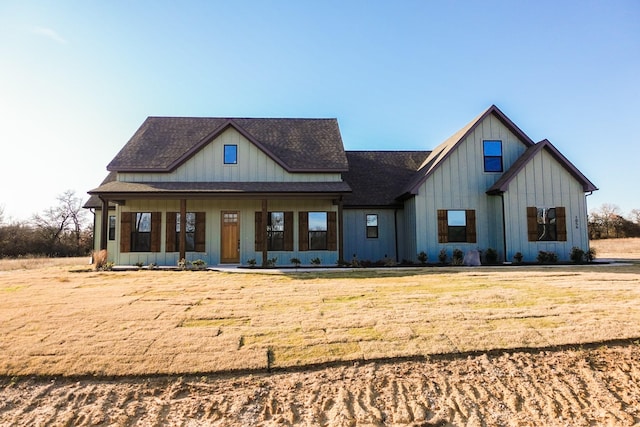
[1, 0, 638, 221]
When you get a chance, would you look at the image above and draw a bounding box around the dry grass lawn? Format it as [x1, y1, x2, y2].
[1, 240, 639, 426]
[1, 246, 639, 377]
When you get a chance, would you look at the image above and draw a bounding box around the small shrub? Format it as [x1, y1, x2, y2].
[451, 249, 464, 266]
[570, 247, 585, 264]
[513, 252, 524, 264]
[148, 262, 158, 270]
[92, 250, 108, 271]
[384, 257, 397, 267]
[311, 257, 321, 266]
[438, 248, 447, 264]
[586, 248, 597, 263]
[191, 259, 207, 270]
[290, 257, 301, 267]
[178, 258, 189, 270]
[417, 251, 428, 265]
[265, 257, 278, 267]
[246, 258, 256, 267]
[102, 261, 114, 271]
[336, 259, 351, 267]
[485, 248, 498, 265]
[537, 251, 558, 264]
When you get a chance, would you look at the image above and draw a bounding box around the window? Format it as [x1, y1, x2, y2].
[366, 214, 378, 238]
[483, 140, 503, 172]
[527, 206, 567, 242]
[255, 211, 293, 251]
[308, 212, 328, 250]
[447, 210, 467, 242]
[267, 212, 285, 251]
[175, 212, 196, 251]
[108, 215, 116, 240]
[131, 212, 151, 252]
[224, 144, 237, 164]
[437, 209, 477, 243]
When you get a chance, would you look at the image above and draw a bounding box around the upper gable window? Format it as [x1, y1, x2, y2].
[483, 140, 503, 172]
[224, 145, 237, 164]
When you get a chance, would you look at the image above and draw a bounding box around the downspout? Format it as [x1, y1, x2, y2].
[500, 194, 507, 263]
[394, 208, 399, 263]
[337, 197, 344, 262]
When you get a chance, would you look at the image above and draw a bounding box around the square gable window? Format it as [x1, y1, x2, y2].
[483, 140, 503, 172]
[224, 145, 237, 164]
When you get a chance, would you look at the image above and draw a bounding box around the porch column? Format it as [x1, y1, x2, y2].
[99, 196, 108, 251]
[261, 199, 268, 267]
[179, 199, 187, 261]
[337, 197, 344, 262]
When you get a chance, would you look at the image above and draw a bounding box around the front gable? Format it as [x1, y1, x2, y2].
[403, 105, 534, 196]
[118, 127, 343, 183]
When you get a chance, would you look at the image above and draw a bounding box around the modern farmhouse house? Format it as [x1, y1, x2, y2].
[85, 105, 597, 266]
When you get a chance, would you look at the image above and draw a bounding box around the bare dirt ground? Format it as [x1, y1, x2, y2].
[2, 343, 639, 426]
[1, 241, 639, 426]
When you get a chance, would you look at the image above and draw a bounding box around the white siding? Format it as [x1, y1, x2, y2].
[119, 128, 342, 183]
[414, 115, 527, 261]
[503, 148, 589, 262]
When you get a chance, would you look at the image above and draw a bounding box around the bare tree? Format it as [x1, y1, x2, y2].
[630, 209, 640, 225]
[31, 190, 89, 255]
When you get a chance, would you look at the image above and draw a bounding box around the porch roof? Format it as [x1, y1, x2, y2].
[88, 180, 352, 201]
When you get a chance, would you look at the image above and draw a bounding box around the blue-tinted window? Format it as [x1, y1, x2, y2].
[483, 140, 503, 172]
[224, 145, 237, 164]
[308, 212, 328, 250]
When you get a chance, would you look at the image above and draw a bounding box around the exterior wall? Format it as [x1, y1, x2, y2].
[502, 148, 590, 262]
[343, 209, 399, 263]
[119, 128, 342, 183]
[105, 197, 339, 267]
[400, 197, 417, 262]
[414, 115, 527, 262]
[92, 209, 118, 256]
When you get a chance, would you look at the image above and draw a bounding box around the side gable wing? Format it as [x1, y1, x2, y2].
[487, 139, 598, 194]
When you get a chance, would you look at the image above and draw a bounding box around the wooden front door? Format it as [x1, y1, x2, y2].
[221, 211, 240, 263]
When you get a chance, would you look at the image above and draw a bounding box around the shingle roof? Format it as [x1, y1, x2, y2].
[487, 139, 598, 194]
[342, 151, 430, 207]
[402, 105, 535, 196]
[82, 171, 117, 208]
[107, 117, 349, 173]
[88, 180, 352, 197]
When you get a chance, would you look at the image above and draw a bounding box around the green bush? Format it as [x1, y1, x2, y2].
[570, 247, 585, 264]
[484, 248, 498, 264]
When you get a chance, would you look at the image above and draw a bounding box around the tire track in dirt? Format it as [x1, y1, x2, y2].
[1, 344, 639, 426]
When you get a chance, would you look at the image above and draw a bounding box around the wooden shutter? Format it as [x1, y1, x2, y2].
[556, 207, 567, 241]
[284, 211, 294, 251]
[466, 210, 477, 243]
[150, 212, 161, 252]
[327, 211, 337, 251]
[299, 212, 309, 251]
[437, 210, 448, 243]
[195, 212, 206, 252]
[254, 211, 263, 251]
[120, 212, 132, 253]
[166, 212, 176, 252]
[527, 207, 538, 242]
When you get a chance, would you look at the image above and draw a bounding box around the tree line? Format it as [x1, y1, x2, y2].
[588, 204, 640, 239]
[0, 190, 93, 258]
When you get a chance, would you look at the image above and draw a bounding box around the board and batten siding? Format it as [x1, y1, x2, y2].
[343, 209, 398, 262]
[107, 198, 339, 267]
[119, 128, 342, 183]
[413, 114, 529, 262]
[501, 148, 590, 262]
[401, 197, 417, 262]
